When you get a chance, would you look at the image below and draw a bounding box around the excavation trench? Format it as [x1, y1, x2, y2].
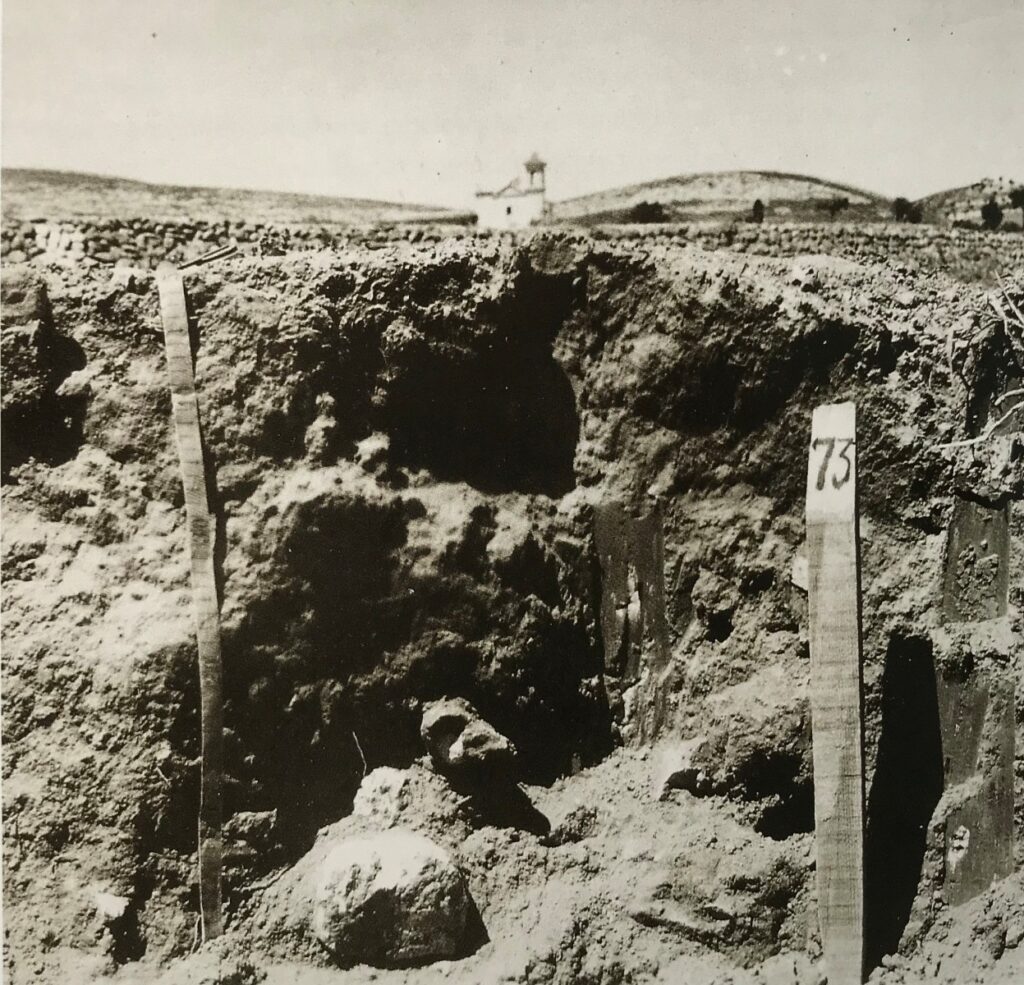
[1, 238, 1021, 982]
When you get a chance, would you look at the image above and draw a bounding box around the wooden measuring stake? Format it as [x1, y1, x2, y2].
[156, 262, 224, 940]
[806, 402, 864, 985]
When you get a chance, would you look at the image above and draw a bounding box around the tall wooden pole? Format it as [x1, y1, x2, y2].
[806, 402, 864, 985]
[156, 262, 224, 940]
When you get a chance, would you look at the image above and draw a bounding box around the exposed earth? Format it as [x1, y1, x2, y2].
[2, 185, 1023, 985]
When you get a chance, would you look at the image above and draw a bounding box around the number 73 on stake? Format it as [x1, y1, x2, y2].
[811, 437, 855, 492]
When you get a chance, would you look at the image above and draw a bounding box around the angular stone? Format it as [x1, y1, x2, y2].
[1, 268, 54, 417]
[223, 809, 278, 849]
[352, 767, 410, 827]
[420, 696, 516, 777]
[690, 567, 739, 624]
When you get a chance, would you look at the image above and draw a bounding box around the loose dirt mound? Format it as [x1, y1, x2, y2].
[2, 235, 1021, 984]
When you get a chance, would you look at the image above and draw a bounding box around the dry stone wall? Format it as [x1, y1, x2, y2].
[3, 216, 1022, 285]
[0, 217, 472, 269]
[590, 220, 1024, 285]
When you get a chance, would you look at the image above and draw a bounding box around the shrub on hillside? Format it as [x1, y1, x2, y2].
[825, 196, 849, 218]
[628, 201, 668, 223]
[981, 195, 1003, 231]
[891, 197, 923, 223]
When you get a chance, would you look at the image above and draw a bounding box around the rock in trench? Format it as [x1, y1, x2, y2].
[312, 828, 472, 967]
[420, 696, 516, 778]
[352, 766, 411, 827]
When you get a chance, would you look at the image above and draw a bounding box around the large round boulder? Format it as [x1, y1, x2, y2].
[312, 828, 472, 967]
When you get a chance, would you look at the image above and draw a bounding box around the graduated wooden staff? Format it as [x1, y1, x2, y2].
[806, 402, 864, 985]
[156, 262, 224, 940]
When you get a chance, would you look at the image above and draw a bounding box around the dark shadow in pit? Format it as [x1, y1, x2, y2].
[107, 897, 147, 965]
[386, 345, 579, 496]
[445, 774, 551, 838]
[460, 895, 491, 958]
[864, 633, 943, 973]
[383, 264, 581, 497]
[1, 330, 88, 477]
[730, 736, 814, 841]
[754, 778, 815, 841]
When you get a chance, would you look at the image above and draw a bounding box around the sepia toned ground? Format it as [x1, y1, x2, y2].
[2, 205, 1022, 985]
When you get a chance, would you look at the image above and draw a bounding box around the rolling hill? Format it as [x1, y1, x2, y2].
[550, 170, 891, 225]
[0, 168, 467, 226]
[5, 166, 1020, 233]
[915, 176, 1023, 228]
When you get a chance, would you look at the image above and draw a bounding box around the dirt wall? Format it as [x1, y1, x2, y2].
[2, 235, 1021, 983]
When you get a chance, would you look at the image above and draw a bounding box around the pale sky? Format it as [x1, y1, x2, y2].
[2, 0, 1022, 207]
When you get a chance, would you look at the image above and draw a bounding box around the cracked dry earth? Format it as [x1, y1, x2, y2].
[2, 232, 1022, 985]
